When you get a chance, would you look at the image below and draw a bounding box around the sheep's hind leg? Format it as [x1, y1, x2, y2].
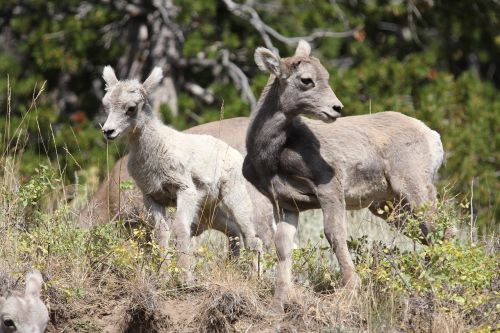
[221, 184, 263, 254]
[212, 209, 243, 258]
[388, 173, 456, 244]
[220, 185, 263, 277]
[222, 191, 263, 275]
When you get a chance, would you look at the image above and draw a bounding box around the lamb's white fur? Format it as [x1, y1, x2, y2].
[0, 270, 49, 333]
[101, 66, 263, 279]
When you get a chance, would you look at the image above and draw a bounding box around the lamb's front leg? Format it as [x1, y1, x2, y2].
[144, 195, 171, 257]
[271, 207, 298, 313]
[318, 183, 360, 291]
[172, 188, 202, 283]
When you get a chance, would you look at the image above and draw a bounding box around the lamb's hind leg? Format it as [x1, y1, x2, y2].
[221, 183, 263, 253]
[220, 184, 264, 278]
[212, 209, 243, 258]
[389, 174, 456, 244]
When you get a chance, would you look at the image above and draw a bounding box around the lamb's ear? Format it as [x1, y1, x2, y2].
[254, 47, 283, 77]
[143, 67, 163, 93]
[294, 40, 311, 57]
[24, 270, 43, 298]
[102, 66, 118, 87]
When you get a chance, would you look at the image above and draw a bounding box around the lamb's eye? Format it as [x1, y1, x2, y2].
[3, 319, 15, 328]
[300, 77, 314, 86]
[126, 106, 136, 116]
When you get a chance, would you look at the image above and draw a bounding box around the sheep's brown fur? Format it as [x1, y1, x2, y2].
[243, 41, 446, 311]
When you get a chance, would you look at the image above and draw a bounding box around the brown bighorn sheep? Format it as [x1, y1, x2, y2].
[243, 41, 445, 311]
[0, 270, 49, 333]
[100, 66, 263, 280]
[78, 117, 274, 253]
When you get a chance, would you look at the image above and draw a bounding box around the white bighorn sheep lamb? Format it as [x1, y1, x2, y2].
[77, 117, 275, 255]
[100, 66, 263, 280]
[0, 270, 49, 333]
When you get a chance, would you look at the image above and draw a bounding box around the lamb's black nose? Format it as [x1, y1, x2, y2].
[103, 129, 115, 138]
[333, 104, 343, 113]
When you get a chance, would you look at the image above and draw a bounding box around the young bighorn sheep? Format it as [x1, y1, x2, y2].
[243, 41, 446, 311]
[77, 117, 275, 253]
[0, 270, 49, 333]
[100, 66, 263, 279]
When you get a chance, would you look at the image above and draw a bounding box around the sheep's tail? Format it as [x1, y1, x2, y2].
[25, 270, 44, 298]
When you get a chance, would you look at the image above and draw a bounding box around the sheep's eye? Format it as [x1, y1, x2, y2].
[3, 319, 15, 328]
[126, 106, 136, 116]
[300, 77, 314, 86]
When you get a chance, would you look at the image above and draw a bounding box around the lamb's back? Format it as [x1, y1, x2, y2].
[181, 133, 245, 188]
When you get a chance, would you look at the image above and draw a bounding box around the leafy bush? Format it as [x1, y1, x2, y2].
[1, 0, 498, 232]
[0, 163, 497, 331]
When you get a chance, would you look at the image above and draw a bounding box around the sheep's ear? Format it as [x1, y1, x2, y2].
[25, 270, 43, 298]
[254, 47, 283, 77]
[294, 40, 311, 57]
[143, 67, 163, 93]
[102, 66, 119, 87]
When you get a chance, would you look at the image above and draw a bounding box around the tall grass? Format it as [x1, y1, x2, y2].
[0, 85, 498, 332]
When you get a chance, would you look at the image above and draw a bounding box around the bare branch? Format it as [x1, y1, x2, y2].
[223, 0, 358, 50]
[175, 57, 218, 68]
[222, 0, 277, 53]
[330, 0, 350, 30]
[264, 26, 358, 45]
[221, 49, 256, 110]
[184, 82, 215, 104]
[152, 0, 184, 43]
[176, 51, 256, 110]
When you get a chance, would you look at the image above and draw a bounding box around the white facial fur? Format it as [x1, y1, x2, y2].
[0, 271, 49, 333]
[101, 66, 163, 140]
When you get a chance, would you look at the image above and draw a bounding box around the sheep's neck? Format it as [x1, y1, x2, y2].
[246, 77, 291, 175]
[245, 77, 322, 211]
[127, 111, 177, 163]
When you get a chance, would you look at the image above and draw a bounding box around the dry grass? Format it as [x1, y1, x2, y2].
[1, 88, 497, 333]
[1, 154, 498, 332]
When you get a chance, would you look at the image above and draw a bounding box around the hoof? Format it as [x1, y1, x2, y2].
[270, 299, 285, 315]
[247, 237, 263, 253]
[444, 226, 458, 240]
[343, 273, 361, 291]
[180, 269, 195, 286]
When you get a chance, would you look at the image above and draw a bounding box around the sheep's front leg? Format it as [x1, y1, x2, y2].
[271, 207, 298, 313]
[173, 189, 201, 283]
[144, 195, 171, 257]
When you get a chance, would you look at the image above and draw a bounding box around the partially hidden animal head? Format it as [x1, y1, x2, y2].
[254, 40, 343, 122]
[0, 270, 49, 333]
[101, 66, 163, 140]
